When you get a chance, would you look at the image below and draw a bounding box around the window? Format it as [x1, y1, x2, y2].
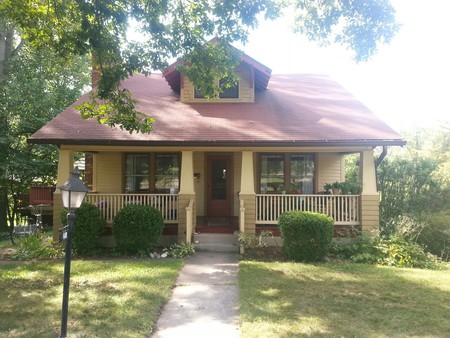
[194, 87, 205, 99]
[125, 153, 180, 193]
[84, 153, 94, 191]
[155, 154, 180, 193]
[219, 78, 239, 98]
[193, 78, 239, 99]
[260, 154, 315, 194]
[125, 154, 149, 193]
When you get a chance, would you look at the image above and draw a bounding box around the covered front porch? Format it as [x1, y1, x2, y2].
[52, 148, 380, 245]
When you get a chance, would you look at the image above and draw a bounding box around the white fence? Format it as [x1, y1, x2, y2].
[85, 193, 178, 223]
[256, 194, 360, 225]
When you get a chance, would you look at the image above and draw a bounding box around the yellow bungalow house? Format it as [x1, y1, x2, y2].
[29, 48, 405, 250]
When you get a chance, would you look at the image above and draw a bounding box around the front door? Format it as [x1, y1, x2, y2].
[207, 155, 232, 217]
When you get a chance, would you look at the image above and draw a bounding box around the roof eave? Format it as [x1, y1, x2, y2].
[27, 138, 407, 148]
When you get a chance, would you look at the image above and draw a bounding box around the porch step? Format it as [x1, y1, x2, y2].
[193, 233, 239, 253]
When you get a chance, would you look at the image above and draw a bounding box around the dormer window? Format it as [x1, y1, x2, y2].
[194, 87, 205, 99]
[193, 78, 240, 99]
[219, 78, 239, 98]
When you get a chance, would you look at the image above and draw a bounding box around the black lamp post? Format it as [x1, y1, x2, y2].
[58, 167, 89, 338]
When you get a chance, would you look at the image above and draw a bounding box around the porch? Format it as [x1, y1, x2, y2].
[84, 192, 360, 243]
[52, 148, 380, 245]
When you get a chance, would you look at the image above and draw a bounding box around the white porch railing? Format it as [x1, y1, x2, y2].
[85, 193, 179, 224]
[256, 194, 360, 225]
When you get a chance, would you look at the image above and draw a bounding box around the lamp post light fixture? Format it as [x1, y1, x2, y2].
[58, 167, 89, 338]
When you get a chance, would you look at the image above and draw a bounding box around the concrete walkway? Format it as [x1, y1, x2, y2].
[151, 252, 240, 338]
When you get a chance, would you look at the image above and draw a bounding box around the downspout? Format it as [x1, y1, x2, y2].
[375, 146, 388, 169]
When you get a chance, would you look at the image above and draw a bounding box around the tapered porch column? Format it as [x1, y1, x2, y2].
[178, 150, 196, 242]
[360, 149, 379, 235]
[239, 151, 256, 234]
[53, 149, 74, 241]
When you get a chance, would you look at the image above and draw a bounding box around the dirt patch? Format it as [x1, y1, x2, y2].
[240, 246, 287, 262]
[0, 247, 17, 260]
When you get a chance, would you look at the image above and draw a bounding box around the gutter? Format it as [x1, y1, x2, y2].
[27, 138, 408, 148]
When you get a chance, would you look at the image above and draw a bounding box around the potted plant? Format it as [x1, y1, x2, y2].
[323, 183, 332, 195]
[331, 181, 342, 195]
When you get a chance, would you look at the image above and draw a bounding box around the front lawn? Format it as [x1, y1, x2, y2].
[0, 259, 183, 338]
[239, 261, 450, 337]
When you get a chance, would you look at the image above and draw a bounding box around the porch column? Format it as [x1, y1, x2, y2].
[178, 150, 195, 242]
[359, 149, 379, 235]
[239, 151, 256, 234]
[53, 149, 74, 241]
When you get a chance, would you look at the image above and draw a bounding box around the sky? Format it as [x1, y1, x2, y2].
[236, 0, 450, 132]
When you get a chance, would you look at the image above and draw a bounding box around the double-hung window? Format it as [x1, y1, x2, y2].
[155, 154, 180, 193]
[125, 153, 180, 193]
[260, 154, 315, 194]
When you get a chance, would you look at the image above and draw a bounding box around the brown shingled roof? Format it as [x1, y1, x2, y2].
[29, 73, 405, 147]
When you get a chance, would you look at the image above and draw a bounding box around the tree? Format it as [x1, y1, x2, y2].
[1, 0, 399, 134]
[0, 18, 20, 231]
[376, 125, 450, 254]
[291, 0, 400, 62]
[0, 40, 90, 237]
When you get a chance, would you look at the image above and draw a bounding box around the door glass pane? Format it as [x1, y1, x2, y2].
[155, 154, 180, 193]
[260, 155, 284, 193]
[212, 160, 227, 200]
[290, 154, 314, 194]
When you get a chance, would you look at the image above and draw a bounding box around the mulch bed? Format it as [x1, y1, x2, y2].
[240, 246, 287, 262]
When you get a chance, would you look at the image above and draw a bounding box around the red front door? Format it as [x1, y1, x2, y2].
[207, 155, 232, 217]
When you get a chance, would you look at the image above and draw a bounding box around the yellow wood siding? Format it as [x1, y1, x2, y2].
[96, 152, 122, 193]
[360, 195, 380, 233]
[180, 64, 254, 103]
[317, 153, 344, 191]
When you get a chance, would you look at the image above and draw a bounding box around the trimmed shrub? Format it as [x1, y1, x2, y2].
[112, 204, 164, 254]
[61, 202, 105, 255]
[279, 211, 334, 262]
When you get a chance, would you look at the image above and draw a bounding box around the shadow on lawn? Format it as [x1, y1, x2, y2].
[239, 261, 450, 337]
[0, 260, 181, 338]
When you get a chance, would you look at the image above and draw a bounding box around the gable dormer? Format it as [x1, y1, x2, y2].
[162, 45, 272, 103]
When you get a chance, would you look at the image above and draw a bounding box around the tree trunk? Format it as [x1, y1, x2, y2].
[0, 19, 16, 231]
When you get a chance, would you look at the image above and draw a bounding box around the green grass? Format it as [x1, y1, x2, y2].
[0, 259, 183, 338]
[239, 261, 450, 337]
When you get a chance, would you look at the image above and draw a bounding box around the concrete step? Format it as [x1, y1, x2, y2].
[193, 233, 239, 253]
[194, 233, 238, 244]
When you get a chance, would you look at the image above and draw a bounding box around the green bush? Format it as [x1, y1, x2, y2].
[168, 242, 195, 258]
[12, 234, 64, 260]
[61, 203, 105, 256]
[238, 230, 274, 249]
[279, 211, 334, 262]
[330, 235, 439, 269]
[417, 213, 450, 260]
[112, 204, 164, 254]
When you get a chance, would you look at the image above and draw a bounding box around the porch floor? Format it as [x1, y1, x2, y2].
[195, 216, 239, 234]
